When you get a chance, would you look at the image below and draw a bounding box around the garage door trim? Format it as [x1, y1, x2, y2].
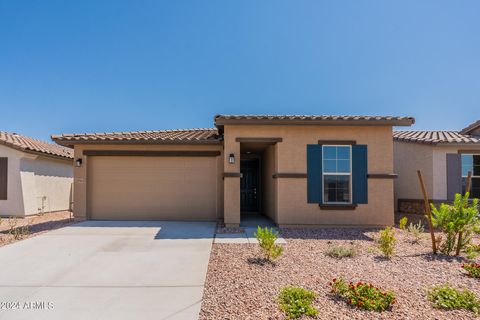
[83, 150, 221, 157]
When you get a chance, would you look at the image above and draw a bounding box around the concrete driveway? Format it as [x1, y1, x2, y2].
[0, 221, 215, 320]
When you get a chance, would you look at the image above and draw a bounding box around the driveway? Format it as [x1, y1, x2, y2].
[0, 220, 216, 320]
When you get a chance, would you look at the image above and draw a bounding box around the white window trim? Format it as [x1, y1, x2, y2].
[461, 153, 480, 178]
[322, 145, 352, 205]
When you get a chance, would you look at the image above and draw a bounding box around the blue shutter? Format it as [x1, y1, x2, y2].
[352, 145, 368, 204]
[307, 144, 322, 203]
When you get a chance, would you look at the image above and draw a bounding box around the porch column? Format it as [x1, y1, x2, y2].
[223, 139, 240, 227]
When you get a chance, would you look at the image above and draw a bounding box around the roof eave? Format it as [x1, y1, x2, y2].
[52, 138, 222, 148]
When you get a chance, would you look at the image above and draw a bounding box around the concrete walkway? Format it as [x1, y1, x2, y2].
[0, 221, 215, 320]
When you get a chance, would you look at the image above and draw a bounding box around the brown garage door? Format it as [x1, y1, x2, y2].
[87, 156, 217, 220]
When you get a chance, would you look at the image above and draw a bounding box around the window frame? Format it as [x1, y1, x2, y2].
[461, 153, 480, 197]
[321, 145, 353, 204]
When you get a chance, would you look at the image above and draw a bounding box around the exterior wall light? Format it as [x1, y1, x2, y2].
[75, 158, 83, 167]
[228, 153, 235, 164]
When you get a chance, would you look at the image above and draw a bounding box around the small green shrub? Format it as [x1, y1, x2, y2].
[254, 226, 283, 262]
[378, 227, 396, 259]
[407, 222, 424, 243]
[399, 216, 408, 230]
[329, 278, 396, 311]
[465, 244, 480, 259]
[7, 217, 30, 240]
[431, 193, 479, 255]
[278, 286, 317, 319]
[462, 263, 480, 278]
[427, 284, 480, 314]
[326, 245, 357, 259]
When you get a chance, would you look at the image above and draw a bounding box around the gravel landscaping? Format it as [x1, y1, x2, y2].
[0, 211, 74, 247]
[200, 227, 480, 319]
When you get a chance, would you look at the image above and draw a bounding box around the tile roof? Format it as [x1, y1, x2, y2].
[214, 114, 415, 126]
[0, 131, 73, 159]
[52, 128, 220, 147]
[393, 131, 480, 145]
[460, 120, 480, 135]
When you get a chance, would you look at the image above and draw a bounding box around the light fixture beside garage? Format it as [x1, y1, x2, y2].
[228, 153, 235, 164]
[75, 158, 83, 167]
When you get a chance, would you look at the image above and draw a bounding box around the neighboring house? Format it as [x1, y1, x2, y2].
[0, 132, 73, 217]
[393, 120, 480, 215]
[52, 115, 414, 227]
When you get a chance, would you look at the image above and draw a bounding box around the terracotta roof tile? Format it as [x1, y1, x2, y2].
[52, 128, 220, 147]
[214, 114, 414, 126]
[0, 131, 73, 159]
[393, 131, 480, 145]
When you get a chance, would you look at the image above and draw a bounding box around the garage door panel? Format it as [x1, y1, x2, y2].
[87, 156, 217, 220]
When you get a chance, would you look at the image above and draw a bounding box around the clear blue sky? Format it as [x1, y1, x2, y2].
[1, 1, 479, 141]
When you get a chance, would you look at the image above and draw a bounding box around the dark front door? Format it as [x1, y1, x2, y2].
[240, 159, 259, 212]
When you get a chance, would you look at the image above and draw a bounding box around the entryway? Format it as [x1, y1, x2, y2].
[239, 141, 277, 227]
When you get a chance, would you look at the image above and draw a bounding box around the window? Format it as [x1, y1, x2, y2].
[0, 157, 7, 200]
[461, 154, 480, 198]
[322, 145, 351, 204]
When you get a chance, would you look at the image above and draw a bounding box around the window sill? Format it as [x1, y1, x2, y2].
[319, 204, 358, 210]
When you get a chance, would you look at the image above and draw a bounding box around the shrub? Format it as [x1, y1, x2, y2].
[431, 193, 479, 255]
[427, 285, 480, 314]
[329, 278, 396, 311]
[278, 286, 317, 319]
[399, 216, 408, 230]
[407, 222, 425, 244]
[8, 217, 30, 240]
[378, 227, 396, 259]
[326, 245, 357, 259]
[254, 226, 283, 262]
[462, 263, 480, 278]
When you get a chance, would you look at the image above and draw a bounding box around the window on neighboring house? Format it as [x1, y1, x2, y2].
[461, 154, 480, 199]
[322, 145, 352, 204]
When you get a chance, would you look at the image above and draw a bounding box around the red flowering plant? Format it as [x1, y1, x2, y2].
[329, 278, 396, 312]
[462, 263, 480, 278]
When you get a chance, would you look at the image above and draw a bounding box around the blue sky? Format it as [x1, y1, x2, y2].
[1, 1, 479, 141]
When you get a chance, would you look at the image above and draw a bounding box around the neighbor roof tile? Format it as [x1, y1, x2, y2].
[393, 131, 480, 145]
[0, 131, 73, 159]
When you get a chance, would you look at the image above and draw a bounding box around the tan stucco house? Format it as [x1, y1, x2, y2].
[394, 120, 480, 214]
[0, 131, 73, 217]
[52, 115, 414, 227]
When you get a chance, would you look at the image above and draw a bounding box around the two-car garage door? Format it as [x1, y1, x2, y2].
[87, 156, 218, 220]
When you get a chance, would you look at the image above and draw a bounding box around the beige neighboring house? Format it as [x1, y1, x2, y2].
[0, 132, 73, 217]
[52, 115, 414, 227]
[394, 120, 480, 215]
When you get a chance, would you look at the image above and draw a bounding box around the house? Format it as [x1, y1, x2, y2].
[393, 120, 480, 215]
[0, 131, 74, 217]
[52, 115, 414, 227]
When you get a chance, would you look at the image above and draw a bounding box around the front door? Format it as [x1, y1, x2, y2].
[240, 159, 259, 212]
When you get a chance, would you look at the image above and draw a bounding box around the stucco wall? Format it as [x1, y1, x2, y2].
[393, 142, 434, 206]
[224, 125, 396, 226]
[0, 145, 73, 217]
[20, 156, 73, 215]
[72, 144, 224, 220]
[261, 144, 277, 222]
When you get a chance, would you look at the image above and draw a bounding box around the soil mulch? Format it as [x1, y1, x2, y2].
[200, 227, 480, 319]
[0, 211, 74, 247]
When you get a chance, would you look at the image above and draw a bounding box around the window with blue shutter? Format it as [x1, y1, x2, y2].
[307, 143, 368, 205]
